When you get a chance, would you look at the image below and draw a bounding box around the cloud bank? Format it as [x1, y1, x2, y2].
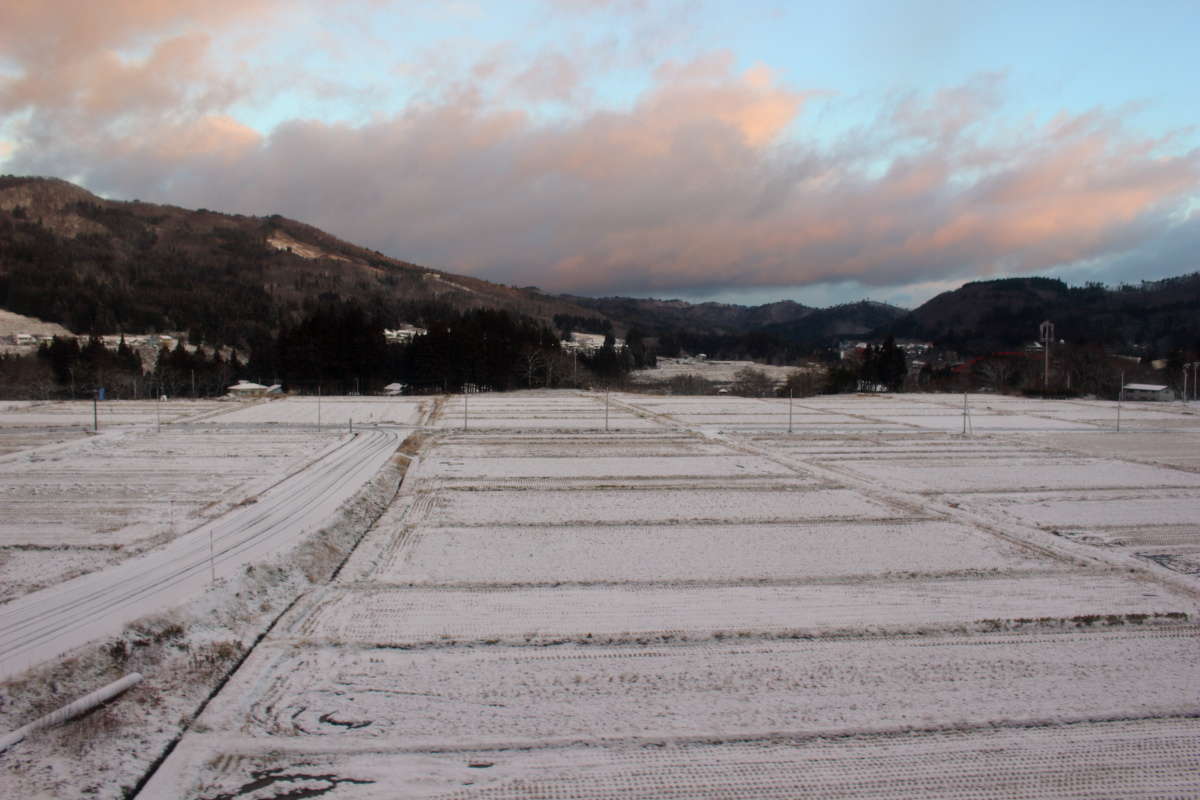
[2, 1, 1197, 300]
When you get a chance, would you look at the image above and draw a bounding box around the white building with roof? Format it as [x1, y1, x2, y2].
[1122, 383, 1175, 401]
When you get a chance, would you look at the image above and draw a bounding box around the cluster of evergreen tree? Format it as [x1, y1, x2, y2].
[0, 334, 246, 399]
[0, 296, 596, 399]
[250, 296, 395, 393]
[244, 299, 577, 394]
[397, 308, 565, 392]
[823, 336, 908, 393]
[655, 328, 801, 364]
[149, 341, 245, 397]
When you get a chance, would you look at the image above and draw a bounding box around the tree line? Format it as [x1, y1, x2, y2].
[0, 335, 246, 400]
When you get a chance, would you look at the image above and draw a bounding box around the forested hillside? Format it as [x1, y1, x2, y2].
[888, 276, 1200, 356]
[0, 176, 605, 352]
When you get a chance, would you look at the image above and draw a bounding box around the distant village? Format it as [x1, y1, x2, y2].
[1, 325, 1186, 402]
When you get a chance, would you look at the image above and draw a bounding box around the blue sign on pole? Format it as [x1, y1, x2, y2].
[98, 388, 105, 401]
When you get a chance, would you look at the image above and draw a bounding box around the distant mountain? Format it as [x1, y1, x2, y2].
[561, 296, 809, 333]
[762, 300, 908, 348]
[0, 176, 909, 356]
[5, 176, 1194, 362]
[0, 176, 606, 349]
[885, 275, 1200, 355]
[562, 295, 907, 347]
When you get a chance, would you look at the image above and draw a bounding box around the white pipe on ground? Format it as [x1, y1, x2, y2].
[0, 672, 143, 753]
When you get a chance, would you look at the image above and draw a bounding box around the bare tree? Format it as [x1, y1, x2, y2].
[731, 367, 775, 397]
[780, 367, 822, 397]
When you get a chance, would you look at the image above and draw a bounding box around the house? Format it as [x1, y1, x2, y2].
[226, 380, 280, 398]
[383, 326, 426, 344]
[1122, 383, 1175, 402]
[560, 332, 624, 354]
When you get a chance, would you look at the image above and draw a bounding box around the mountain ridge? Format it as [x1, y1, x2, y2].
[3, 176, 1197, 359]
[0, 176, 905, 351]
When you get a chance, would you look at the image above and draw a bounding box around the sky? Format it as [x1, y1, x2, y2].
[1, 0, 1198, 309]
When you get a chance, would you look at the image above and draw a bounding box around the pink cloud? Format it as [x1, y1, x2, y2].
[1, 4, 1196, 300]
[0, 1, 277, 112]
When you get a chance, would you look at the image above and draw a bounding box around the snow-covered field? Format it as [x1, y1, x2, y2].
[434, 391, 659, 430]
[0, 423, 341, 603]
[0, 398, 229, 427]
[164, 718, 1200, 800]
[630, 357, 806, 384]
[2, 392, 1196, 797]
[208, 630, 1198, 746]
[637, 394, 1200, 435]
[283, 575, 1181, 646]
[211, 396, 426, 426]
[140, 391, 1200, 799]
[0, 396, 427, 605]
[367, 520, 1051, 584]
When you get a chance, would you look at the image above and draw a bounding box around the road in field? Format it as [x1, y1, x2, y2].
[0, 428, 401, 680]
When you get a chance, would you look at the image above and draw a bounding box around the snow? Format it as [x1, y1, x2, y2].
[435, 393, 660, 430]
[423, 487, 898, 526]
[204, 630, 1199, 747]
[369, 521, 1050, 584]
[426, 454, 795, 480]
[0, 428, 401, 679]
[210, 396, 427, 425]
[162, 718, 1200, 800]
[0, 426, 338, 594]
[0, 425, 410, 797]
[631, 358, 802, 384]
[283, 575, 1186, 646]
[837, 458, 1200, 493]
[968, 492, 1200, 529]
[6, 391, 1200, 798]
[0, 399, 228, 427]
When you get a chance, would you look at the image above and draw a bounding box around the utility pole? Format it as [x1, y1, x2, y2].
[604, 385, 610, 432]
[1117, 371, 1123, 432]
[463, 385, 469, 431]
[788, 388, 793, 434]
[1039, 320, 1054, 398]
[93, 389, 98, 433]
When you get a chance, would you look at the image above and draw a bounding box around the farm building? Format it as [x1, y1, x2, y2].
[226, 380, 281, 398]
[1123, 383, 1175, 401]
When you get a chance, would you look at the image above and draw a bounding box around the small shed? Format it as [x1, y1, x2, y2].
[1123, 383, 1175, 402]
[227, 380, 271, 398]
